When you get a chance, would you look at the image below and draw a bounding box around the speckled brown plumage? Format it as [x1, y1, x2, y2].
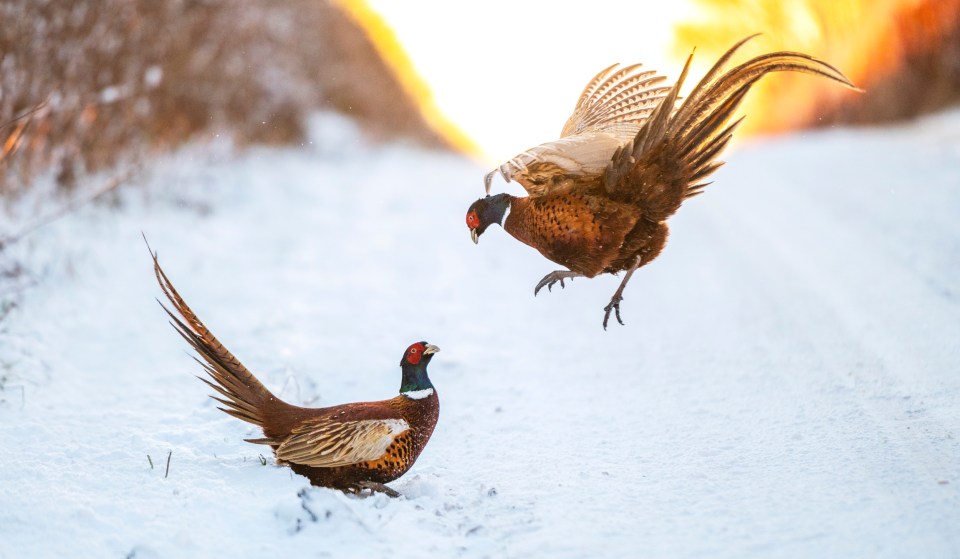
[149, 246, 440, 495]
[467, 36, 861, 328]
[505, 193, 644, 278]
[273, 395, 439, 489]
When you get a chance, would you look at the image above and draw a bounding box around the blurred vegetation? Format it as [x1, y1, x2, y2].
[674, 0, 960, 134]
[0, 0, 450, 196]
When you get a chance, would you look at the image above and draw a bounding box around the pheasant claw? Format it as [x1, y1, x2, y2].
[602, 297, 625, 330]
[534, 270, 583, 296]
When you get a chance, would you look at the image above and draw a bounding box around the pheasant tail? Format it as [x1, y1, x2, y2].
[606, 34, 860, 217]
[149, 245, 278, 428]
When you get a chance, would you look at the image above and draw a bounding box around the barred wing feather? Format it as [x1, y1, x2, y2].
[486, 63, 672, 196]
[274, 418, 409, 468]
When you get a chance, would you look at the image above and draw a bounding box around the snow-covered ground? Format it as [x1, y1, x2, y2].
[1, 111, 958, 558]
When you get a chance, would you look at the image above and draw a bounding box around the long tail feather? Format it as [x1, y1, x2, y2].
[671, 35, 860, 190]
[146, 236, 277, 428]
[603, 36, 861, 220]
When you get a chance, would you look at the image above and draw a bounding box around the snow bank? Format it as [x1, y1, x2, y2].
[1, 111, 958, 558]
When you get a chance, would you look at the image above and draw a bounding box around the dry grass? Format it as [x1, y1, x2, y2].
[0, 0, 449, 196]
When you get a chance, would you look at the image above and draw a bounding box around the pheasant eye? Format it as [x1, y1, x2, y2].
[410, 348, 418, 353]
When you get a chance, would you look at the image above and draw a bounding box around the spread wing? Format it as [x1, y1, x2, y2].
[273, 418, 409, 468]
[561, 63, 670, 137]
[485, 63, 672, 197]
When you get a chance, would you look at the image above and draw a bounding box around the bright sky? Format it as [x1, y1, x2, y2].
[364, 1, 697, 168]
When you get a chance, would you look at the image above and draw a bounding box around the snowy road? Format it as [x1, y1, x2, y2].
[1, 112, 958, 558]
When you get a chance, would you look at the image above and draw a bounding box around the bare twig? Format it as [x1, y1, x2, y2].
[258, 454, 267, 466]
[147, 455, 154, 469]
[0, 101, 48, 133]
[0, 168, 135, 251]
[1, 101, 48, 165]
[164, 450, 172, 479]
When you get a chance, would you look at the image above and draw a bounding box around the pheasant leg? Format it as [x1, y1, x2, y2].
[534, 270, 584, 296]
[350, 481, 401, 498]
[602, 258, 641, 330]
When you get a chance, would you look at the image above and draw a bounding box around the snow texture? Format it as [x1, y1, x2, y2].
[1, 111, 959, 558]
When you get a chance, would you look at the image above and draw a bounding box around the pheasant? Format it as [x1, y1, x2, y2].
[466, 35, 861, 328]
[150, 248, 440, 497]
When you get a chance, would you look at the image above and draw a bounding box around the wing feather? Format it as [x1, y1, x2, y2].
[488, 35, 858, 203]
[564, 71, 670, 136]
[275, 418, 409, 468]
[487, 61, 672, 196]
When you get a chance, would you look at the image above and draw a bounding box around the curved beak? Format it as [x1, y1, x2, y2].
[423, 344, 440, 355]
[470, 229, 479, 244]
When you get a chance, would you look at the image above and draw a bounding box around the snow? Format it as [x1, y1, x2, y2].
[2, 111, 959, 558]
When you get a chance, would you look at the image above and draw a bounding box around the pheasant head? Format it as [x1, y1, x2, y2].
[465, 194, 511, 244]
[399, 341, 440, 398]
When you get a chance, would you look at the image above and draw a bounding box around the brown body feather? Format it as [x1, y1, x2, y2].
[151, 250, 439, 490]
[505, 193, 644, 278]
[274, 396, 439, 487]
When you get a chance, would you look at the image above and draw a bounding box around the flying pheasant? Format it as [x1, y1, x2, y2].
[466, 35, 861, 328]
[150, 249, 440, 497]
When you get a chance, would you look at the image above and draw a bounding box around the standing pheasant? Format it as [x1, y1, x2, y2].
[466, 35, 861, 328]
[150, 248, 440, 496]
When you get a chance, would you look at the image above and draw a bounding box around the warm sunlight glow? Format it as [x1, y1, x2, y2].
[362, 1, 696, 167]
[333, 0, 480, 154]
[674, 0, 952, 134]
[354, 0, 955, 164]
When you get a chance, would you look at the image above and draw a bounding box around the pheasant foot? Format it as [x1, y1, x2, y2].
[349, 481, 401, 498]
[602, 296, 625, 329]
[602, 258, 641, 330]
[534, 270, 584, 296]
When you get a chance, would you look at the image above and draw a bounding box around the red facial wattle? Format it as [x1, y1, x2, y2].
[405, 342, 426, 365]
[466, 210, 479, 229]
